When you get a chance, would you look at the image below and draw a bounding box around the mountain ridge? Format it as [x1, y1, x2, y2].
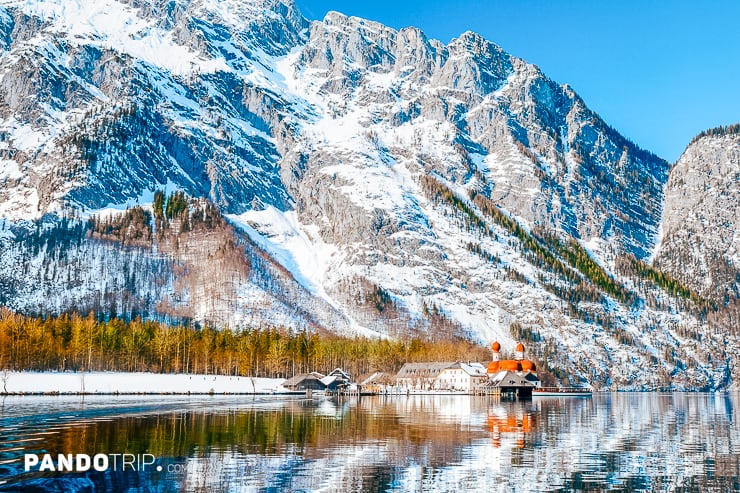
[0, 0, 736, 390]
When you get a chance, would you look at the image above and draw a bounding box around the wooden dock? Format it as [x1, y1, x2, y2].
[533, 387, 592, 396]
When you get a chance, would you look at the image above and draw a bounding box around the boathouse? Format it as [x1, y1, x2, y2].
[283, 368, 353, 392]
[483, 370, 536, 398]
[479, 341, 540, 397]
[325, 368, 352, 386]
[282, 372, 326, 391]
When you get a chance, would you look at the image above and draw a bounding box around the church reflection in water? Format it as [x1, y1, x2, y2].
[488, 407, 536, 448]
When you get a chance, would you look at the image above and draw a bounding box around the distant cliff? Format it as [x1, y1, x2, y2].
[653, 126, 739, 311]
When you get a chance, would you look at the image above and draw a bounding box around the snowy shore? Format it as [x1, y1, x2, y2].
[0, 371, 289, 395]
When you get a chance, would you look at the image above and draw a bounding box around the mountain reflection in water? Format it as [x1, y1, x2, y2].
[0, 393, 738, 492]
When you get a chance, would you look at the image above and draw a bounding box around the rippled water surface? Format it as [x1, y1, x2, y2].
[1, 393, 739, 492]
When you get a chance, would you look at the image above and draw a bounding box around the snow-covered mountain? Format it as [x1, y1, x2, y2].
[653, 126, 739, 306]
[0, 0, 737, 389]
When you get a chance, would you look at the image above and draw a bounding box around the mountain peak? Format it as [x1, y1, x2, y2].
[455, 29, 486, 45]
[0, 0, 735, 390]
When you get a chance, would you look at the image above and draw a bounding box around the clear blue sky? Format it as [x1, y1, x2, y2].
[293, 0, 740, 162]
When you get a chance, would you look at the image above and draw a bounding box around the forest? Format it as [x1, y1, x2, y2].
[0, 308, 492, 380]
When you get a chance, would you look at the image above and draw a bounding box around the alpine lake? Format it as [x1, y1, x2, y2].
[1, 392, 738, 492]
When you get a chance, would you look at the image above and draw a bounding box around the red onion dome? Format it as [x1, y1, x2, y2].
[498, 360, 522, 371]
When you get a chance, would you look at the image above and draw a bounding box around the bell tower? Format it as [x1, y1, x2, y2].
[515, 342, 525, 360]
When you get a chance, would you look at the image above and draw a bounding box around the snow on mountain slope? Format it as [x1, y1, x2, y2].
[7, 0, 228, 75]
[228, 207, 340, 305]
[0, 0, 736, 389]
[283, 13, 669, 257]
[0, 0, 306, 218]
[653, 127, 739, 303]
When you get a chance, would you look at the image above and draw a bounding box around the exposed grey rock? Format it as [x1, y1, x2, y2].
[654, 130, 739, 301]
[0, 0, 735, 389]
[291, 12, 667, 260]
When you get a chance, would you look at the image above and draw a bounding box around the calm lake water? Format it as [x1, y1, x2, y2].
[0, 393, 738, 492]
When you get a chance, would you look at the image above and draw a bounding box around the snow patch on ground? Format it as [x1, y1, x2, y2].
[2, 117, 49, 151]
[0, 159, 23, 181]
[82, 181, 183, 219]
[647, 214, 665, 264]
[228, 207, 339, 307]
[580, 237, 610, 269]
[1, 371, 288, 394]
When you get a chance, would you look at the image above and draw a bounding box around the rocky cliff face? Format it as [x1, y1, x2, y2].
[0, 2, 667, 256]
[283, 12, 668, 260]
[0, 0, 307, 218]
[0, 0, 736, 389]
[653, 127, 739, 304]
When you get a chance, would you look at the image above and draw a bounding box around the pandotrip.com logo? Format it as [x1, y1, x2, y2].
[23, 453, 184, 473]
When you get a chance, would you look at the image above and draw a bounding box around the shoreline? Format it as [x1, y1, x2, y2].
[0, 371, 289, 395]
[2, 372, 734, 396]
[0, 392, 303, 396]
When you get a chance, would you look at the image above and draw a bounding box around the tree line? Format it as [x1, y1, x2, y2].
[420, 175, 636, 311]
[89, 191, 227, 244]
[690, 124, 740, 145]
[0, 308, 490, 380]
